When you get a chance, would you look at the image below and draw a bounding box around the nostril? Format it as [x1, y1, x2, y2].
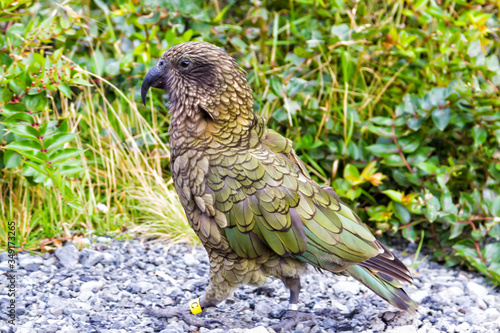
[158, 60, 165, 68]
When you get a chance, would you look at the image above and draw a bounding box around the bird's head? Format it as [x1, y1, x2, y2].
[141, 41, 253, 122]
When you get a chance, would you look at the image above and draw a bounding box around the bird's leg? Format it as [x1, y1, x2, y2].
[144, 294, 223, 328]
[270, 276, 316, 332]
[145, 270, 235, 328]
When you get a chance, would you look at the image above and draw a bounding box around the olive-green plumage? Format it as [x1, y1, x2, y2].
[142, 41, 417, 316]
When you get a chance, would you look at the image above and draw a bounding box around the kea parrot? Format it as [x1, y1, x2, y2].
[141, 41, 417, 331]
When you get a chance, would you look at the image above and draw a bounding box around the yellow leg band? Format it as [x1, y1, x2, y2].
[189, 298, 202, 315]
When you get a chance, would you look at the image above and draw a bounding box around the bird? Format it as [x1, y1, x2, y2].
[141, 41, 417, 331]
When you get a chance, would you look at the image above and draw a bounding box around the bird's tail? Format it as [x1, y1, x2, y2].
[346, 242, 418, 315]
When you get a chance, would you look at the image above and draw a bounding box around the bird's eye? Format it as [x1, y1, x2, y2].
[158, 60, 165, 68]
[179, 58, 191, 69]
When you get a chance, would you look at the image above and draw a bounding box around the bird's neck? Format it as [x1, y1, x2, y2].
[169, 101, 256, 155]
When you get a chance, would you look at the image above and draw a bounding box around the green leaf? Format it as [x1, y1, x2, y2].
[70, 78, 93, 87]
[8, 125, 40, 140]
[343, 164, 360, 182]
[45, 133, 77, 151]
[472, 125, 487, 147]
[4, 140, 42, 151]
[382, 190, 403, 203]
[417, 161, 438, 174]
[365, 143, 398, 155]
[449, 221, 466, 239]
[441, 190, 458, 215]
[48, 148, 84, 163]
[3, 103, 27, 113]
[431, 107, 451, 131]
[2, 112, 35, 124]
[25, 93, 47, 111]
[4, 150, 22, 169]
[394, 202, 411, 224]
[425, 195, 441, 222]
[483, 243, 500, 262]
[489, 197, 500, 217]
[402, 224, 417, 242]
[407, 116, 424, 131]
[57, 83, 71, 98]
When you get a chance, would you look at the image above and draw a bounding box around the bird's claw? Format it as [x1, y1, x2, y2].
[143, 304, 223, 328]
[270, 310, 316, 333]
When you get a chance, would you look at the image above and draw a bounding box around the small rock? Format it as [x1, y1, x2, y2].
[383, 311, 397, 321]
[127, 281, 154, 294]
[24, 263, 40, 271]
[484, 295, 498, 307]
[386, 325, 416, 333]
[46, 296, 68, 308]
[80, 280, 105, 293]
[55, 242, 79, 268]
[183, 253, 199, 266]
[243, 327, 269, 333]
[96, 236, 112, 243]
[464, 307, 488, 326]
[455, 322, 471, 333]
[476, 297, 487, 309]
[101, 252, 115, 265]
[78, 291, 94, 302]
[78, 280, 104, 301]
[331, 300, 349, 314]
[0, 261, 10, 271]
[19, 254, 43, 268]
[254, 300, 273, 316]
[80, 248, 104, 267]
[439, 286, 464, 299]
[484, 308, 500, 322]
[467, 281, 488, 299]
[410, 290, 429, 304]
[333, 281, 361, 295]
[50, 307, 64, 316]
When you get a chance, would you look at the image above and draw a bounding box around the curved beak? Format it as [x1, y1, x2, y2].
[141, 65, 164, 106]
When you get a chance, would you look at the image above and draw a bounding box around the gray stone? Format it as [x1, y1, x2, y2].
[0, 261, 10, 271]
[50, 306, 64, 316]
[183, 253, 199, 266]
[0, 252, 9, 262]
[386, 325, 416, 333]
[46, 296, 68, 308]
[439, 286, 464, 299]
[19, 254, 43, 268]
[484, 308, 500, 322]
[80, 280, 105, 293]
[464, 307, 488, 326]
[101, 252, 115, 265]
[455, 322, 471, 333]
[476, 297, 487, 309]
[254, 300, 273, 316]
[79, 248, 104, 267]
[243, 327, 270, 333]
[467, 281, 489, 299]
[332, 280, 361, 295]
[410, 290, 429, 303]
[96, 236, 112, 243]
[55, 242, 79, 268]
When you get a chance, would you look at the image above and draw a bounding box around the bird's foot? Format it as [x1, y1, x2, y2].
[270, 309, 316, 333]
[143, 304, 223, 328]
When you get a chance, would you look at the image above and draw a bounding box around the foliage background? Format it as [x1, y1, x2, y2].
[1, 0, 499, 284]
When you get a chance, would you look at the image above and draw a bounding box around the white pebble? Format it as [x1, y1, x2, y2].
[467, 281, 489, 299]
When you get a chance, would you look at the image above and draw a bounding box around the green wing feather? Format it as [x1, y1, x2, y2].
[207, 116, 380, 267]
[206, 115, 416, 313]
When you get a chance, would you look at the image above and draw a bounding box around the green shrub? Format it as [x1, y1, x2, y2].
[1, 0, 499, 284]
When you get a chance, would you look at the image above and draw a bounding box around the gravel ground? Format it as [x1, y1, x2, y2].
[1, 237, 499, 333]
